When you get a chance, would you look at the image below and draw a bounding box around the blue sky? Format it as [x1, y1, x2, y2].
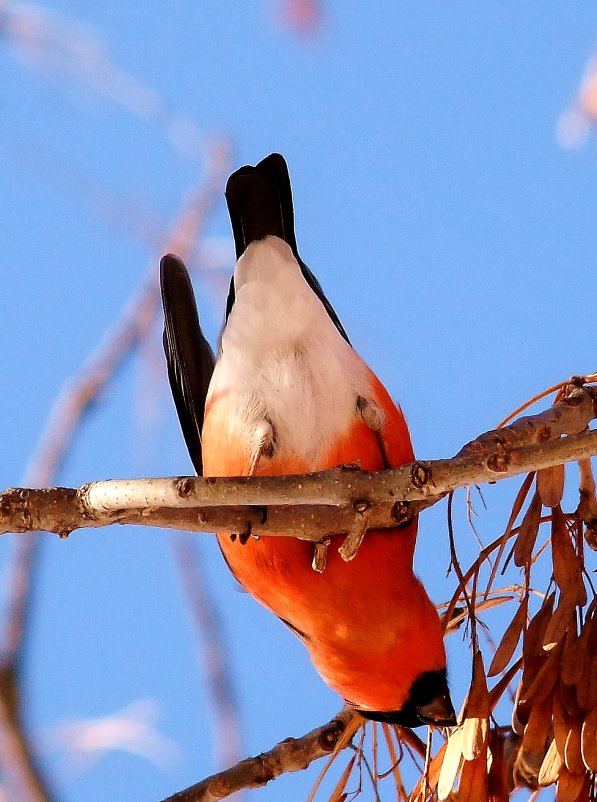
[1, 3, 597, 800]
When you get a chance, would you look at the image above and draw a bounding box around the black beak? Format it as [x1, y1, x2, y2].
[415, 689, 457, 727]
[355, 669, 456, 729]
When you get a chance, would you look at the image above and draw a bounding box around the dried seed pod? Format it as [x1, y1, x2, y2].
[554, 684, 576, 759]
[543, 592, 576, 652]
[562, 620, 590, 689]
[524, 593, 557, 660]
[437, 727, 464, 801]
[580, 703, 597, 771]
[561, 679, 583, 720]
[512, 681, 526, 735]
[538, 464, 565, 508]
[556, 766, 587, 802]
[576, 615, 597, 711]
[522, 689, 554, 756]
[455, 748, 488, 801]
[521, 593, 557, 708]
[489, 596, 527, 677]
[520, 639, 563, 708]
[538, 738, 564, 787]
[561, 620, 580, 687]
[551, 506, 586, 605]
[514, 742, 545, 792]
[514, 490, 542, 567]
[410, 740, 447, 798]
[564, 719, 584, 775]
[487, 728, 509, 802]
[462, 651, 490, 761]
[489, 657, 523, 712]
[576, 654, 597, 712]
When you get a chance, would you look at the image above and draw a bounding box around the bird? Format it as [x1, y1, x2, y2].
[160, 153, 455, 728]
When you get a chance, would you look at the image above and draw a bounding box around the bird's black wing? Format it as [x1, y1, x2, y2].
[160, 253, 216, 475]
[224, 153, 350, 344]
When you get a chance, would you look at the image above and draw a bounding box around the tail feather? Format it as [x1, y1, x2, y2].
[225, 153, 350, 344]
[226, 167, 285, 257]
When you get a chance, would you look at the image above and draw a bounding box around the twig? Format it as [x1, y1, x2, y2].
[158, 709, 357, 802]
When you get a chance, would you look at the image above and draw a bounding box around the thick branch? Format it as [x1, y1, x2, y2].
[0, 426, 596, 541]
[159, 708, 357, 802]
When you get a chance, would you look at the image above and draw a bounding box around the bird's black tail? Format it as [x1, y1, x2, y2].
[225, 153, 299, 260]
[224, 153, 350, 344]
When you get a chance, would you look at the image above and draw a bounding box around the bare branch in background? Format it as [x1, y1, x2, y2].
[172, 538, 242, 770]
[0, 1, 206, 159]
[23, 140, 229, 488]
[0, 141, 232, 801]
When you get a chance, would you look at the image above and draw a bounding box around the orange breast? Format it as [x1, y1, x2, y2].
[202, 367, 445, 711]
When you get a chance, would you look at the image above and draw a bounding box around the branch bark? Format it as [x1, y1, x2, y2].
[158, 708, 357, 802]
[1, 411, 595, 543]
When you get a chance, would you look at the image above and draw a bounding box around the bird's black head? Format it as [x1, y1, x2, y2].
[356, 669, 456, 728]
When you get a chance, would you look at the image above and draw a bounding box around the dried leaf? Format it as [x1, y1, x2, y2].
[538, 738, 563, 787]
[462, 651, 489, 760]
[538, 464, 565, 508]
[580, 703, 597, 771]
[514, 490, 542, 567]
[564, 720, 584, 776]
[556, 766, 586, 802]
[446, 595, 515, 633]
[437, 728, 464, 801]
[488, 596, 527, 676]
[456, 748, 488, 801]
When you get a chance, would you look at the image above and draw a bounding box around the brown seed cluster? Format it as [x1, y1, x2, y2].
[428, 458, 597, 801]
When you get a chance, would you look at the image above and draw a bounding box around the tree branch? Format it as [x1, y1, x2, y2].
[158, 708, 357, 802]
[0, 408, 595, 543]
